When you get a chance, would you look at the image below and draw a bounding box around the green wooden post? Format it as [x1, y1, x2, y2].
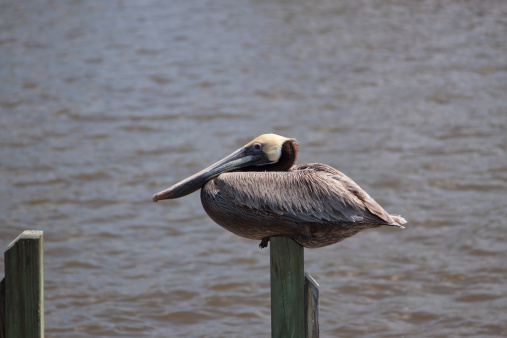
[4, 230, 44, 338]
[270, 237, 305, 338]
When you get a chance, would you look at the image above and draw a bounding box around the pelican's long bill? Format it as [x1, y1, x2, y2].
[152, 145, 273, 202]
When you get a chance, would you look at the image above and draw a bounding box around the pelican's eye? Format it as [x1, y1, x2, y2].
[252, 142, 262, 151]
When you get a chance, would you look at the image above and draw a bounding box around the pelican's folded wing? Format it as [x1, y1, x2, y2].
[215, 164, 394, 224]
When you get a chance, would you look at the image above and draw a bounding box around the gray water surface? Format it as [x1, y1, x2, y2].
[1, 0, 506, 336]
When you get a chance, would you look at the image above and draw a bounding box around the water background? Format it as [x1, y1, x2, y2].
[1, 1, 506, 336]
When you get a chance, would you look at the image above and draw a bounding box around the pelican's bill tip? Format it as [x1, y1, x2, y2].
[152, 194, 159, 202]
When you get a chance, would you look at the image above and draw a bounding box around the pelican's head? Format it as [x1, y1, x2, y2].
[152, 133, 296, 201]
[244, 133, 292, 163]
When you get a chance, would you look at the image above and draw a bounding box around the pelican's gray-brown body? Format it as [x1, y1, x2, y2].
[201, 163, 404, 248]
[153, 134, 406, 248]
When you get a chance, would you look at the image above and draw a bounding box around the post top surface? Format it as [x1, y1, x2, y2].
[8, 230, 43, 249]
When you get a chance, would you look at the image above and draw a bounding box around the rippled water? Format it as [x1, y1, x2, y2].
[1, 0, 506, 336]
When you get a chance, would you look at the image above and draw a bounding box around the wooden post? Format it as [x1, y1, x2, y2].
[304, 272, 319, 338]
[270, 237, 305, 338]
[2, 230, 44, 338]
[0, 278, 5, 338]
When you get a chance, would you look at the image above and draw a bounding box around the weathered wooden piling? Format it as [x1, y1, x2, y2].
[304, 272, 319, 338]
[270, 237, 305, 337]
[0, 230, 44, 338]
[270, 237, 320, 338]
[0, 279, 4, 338]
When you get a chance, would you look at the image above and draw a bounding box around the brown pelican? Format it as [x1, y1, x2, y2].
[152, 134, 406, 248]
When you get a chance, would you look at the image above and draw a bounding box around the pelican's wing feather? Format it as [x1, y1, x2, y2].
[215, 163, 395, 224]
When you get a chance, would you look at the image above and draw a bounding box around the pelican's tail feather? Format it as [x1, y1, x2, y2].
[390, 215, 407, 228]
